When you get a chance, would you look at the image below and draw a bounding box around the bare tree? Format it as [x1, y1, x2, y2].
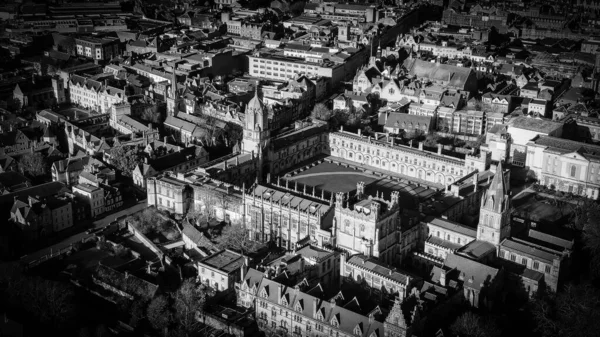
[215, 222, 259, 255]
[451, 312, 500, 337]
[172, 279, 206, 337]
[147, 295, 171, 336]
[531, 283, 600, 337]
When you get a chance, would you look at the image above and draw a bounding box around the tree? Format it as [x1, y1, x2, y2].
[172, 279, 206, 337]
[531, 283, 600, 337]
[18, 152, 46, 177]
[147, 296, 172, 336]
[311, 103, 333, 121]
[215, 222, 259, 255]
[451, 312, 500, 337]
[109, 145, 145, 177]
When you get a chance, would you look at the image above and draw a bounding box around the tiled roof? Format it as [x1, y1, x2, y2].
[509, 116, 562, 133]
[384, 113, 432, 130]
[200, 249, 245, 273]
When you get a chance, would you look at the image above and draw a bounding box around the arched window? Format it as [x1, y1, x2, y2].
[571, 165, 576, 177]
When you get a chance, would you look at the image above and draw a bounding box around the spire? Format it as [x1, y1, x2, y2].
[171, 67, 177, 99]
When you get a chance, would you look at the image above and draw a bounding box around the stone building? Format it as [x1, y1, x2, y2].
[328, 130, 490, 186]
[333, 186, 400, 264]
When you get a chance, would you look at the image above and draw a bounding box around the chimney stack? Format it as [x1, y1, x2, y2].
[473, 173, 479, 192]
[439, 268, 447, 287]
[437, 143, 442, 154]
[418, 142, 423, 151]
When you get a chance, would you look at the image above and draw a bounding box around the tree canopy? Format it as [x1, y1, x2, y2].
[109, 145, 145, 177]
[215, 222, 259, 255]
[18, 152, 47, 177]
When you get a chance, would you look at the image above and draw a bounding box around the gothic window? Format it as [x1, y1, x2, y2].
[545, 265, 551, 273]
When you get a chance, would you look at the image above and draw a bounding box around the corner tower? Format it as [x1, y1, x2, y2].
[477, 162, 511, 246]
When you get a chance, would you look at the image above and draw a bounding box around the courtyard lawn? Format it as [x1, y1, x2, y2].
[288, 162, 378, 193]
[291, 172, 378, 193]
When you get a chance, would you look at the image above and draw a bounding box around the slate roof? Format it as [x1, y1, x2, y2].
[509, 116, 562, 133]
[428, 217, 476, 238]
[531, 135, 600, 161]
[346, 254, 413, 286]
[500, 238, 562, 264]
[383, 112, 432, 130]
[250, 270, 385, 337]
[403, 59, 474, 89]
[444, 254, 499, 291]
[182, 222, 218, 252]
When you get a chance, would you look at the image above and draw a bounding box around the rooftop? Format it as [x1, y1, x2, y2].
[200, 249, 245, 274]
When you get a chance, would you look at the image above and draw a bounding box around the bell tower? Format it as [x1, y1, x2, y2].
[242, 87, 270, 180]
[166, 68, 180, 116]
[477, 162, 511, 246]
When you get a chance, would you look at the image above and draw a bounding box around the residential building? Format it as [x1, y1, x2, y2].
[147, 172, 192, 215]
[198, 249, 247, 291]
[132, 145, 209, 189]
[482, 124, 510, 162]
[72, 183, 104, 217]
[382, 113, 433, 135]
[75, 36, 121, 61]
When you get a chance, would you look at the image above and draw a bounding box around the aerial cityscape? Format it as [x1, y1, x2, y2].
[0, 0, 600, 336]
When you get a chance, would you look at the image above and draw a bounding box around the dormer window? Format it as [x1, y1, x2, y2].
[354, 323, 363, 336]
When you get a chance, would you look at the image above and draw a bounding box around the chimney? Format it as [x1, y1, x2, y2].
[409, 139, 413, 148]
[473, 173, 479, 192]
[358, 129, 361, 137]
[124, 271, 129, 279]
[418, 142, 423, 151]
[313, 298, 318, 318]
[437, 143, 442, 154]
[163, 136, 167, 144]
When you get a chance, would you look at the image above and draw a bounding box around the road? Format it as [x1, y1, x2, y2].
[20, 200, 148, 266]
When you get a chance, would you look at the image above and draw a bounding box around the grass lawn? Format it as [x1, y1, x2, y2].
[293, 173, 377, 193]
[288, 161, 379, 192]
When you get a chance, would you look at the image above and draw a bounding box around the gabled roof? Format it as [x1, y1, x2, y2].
[444, 254, 499, 291]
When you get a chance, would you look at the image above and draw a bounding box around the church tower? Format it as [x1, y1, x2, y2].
[242, 88, 270, 178]
[166, 68, 180, 116]
[477, 162, 511, 246]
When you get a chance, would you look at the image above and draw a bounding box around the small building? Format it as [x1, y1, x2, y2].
[72, 183, 104, 217]
[197, 249, 246, 292]
[382, 113, 433, 135]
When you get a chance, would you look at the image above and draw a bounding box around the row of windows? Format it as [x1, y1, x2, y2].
[502, 250, 552, 273]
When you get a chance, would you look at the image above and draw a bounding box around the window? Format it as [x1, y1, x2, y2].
[510, 254, 516, 262]
[545, 265, 551, 273]
[533, 261, 540, 270]
[521, 258, 527, 265]
[571, 165, 576, 177]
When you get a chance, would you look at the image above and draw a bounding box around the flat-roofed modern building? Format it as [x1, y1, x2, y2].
[198, 249, 246, 291]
